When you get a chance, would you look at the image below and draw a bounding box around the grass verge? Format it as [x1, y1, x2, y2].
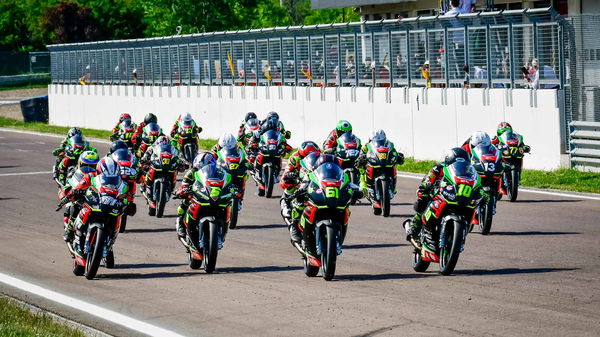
[1, 117, 598, 194]
[0, 83, 49, 92]
[0, 116, 218, 149]
[0, 297, 87, 337]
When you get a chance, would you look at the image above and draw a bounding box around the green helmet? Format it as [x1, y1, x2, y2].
[335, 120, 352, 136]
[78, 150, 99, 169]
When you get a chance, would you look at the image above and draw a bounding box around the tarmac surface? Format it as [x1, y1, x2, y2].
[0, 130, 599, 337]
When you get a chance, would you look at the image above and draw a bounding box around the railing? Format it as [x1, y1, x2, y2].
[47, 8, 564, 90]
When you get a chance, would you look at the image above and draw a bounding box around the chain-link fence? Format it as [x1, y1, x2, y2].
[47, 8, 564, 90]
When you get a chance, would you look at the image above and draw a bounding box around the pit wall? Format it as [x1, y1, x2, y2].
[48, 84, 565, 171]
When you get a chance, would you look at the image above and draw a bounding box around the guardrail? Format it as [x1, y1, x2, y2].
[569, 121, 600, 172]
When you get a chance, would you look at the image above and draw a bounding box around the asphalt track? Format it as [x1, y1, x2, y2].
[0, 130, 599, 337]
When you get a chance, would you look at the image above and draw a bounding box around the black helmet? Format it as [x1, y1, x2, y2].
[67, 127, 82, 138]
[110, 140, 128, 154]
[144, 113, 157, 125]
[267, 111, 279, 120]
[245, 112, 257, 122]
[444, 147, 470, 166]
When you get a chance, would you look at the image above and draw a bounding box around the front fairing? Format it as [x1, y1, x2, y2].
[151, 144, 178, 172]
[471, 145, 504, 178]
[306, 164, 352, 209]
[498, 132, 525, 160]
[217, 147, 247, 176]
[259, 130, 284, 157]
[438, 162, 482, 208]
[85, 176, 128, 215]
[191, 167, 234, 207]
[366, 140, 395, 167]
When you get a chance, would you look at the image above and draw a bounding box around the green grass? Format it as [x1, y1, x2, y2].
[0, 84, 49, 92]
[399, 158, 600, 194]
[0, 297, 87, 337]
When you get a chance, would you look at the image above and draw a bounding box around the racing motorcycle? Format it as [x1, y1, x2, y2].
[217, 146, 249, 229]
[135, 122, 161, 158]
[112, 148, 139, 233]
[144, 142, 180, 218]
[58, 166, 96, 239]
[406, 160, 484, 275]
[179, 165, 234, 273]
[253, 129, 285, 198]
[497, 131, 527, 202]
[240, 118, 260, 146]
[298, 162, 354, 281]
[53, 134, 89, 186]
[57, 174, 128, 280]
[175, 120, 199, 164]
[334, 132, 362, 187]
[364, 139, 399, 217]
[111, 117, 136, 149]
[471, 144, 504, 235]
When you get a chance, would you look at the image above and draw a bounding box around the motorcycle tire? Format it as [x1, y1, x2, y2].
[303, 257, 319, 277]
[478, 197, 495, 235]
[509, 169, 520, 202]
[105, 249, 115, 269]
[156, 182, 166, 218]
[84, 226, 107, 280]
[148, 204, 156, 216]
[229, 198, 239, 230]
[439, 220, 464, 275]
[188, 251, 202, 270]
[203, 221, 219, 274]
[119, 214, 127, 233]
[381, 180, 391, 218]
[411, 248, 430, 273]
[322, 225, 338, 281]
[265, 166, 274, 198]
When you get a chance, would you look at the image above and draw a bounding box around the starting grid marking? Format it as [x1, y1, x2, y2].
[0, 272, 187, 337]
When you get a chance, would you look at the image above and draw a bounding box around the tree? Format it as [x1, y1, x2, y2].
[41, 1, 101, 44]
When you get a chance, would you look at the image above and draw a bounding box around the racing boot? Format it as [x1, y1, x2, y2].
[421, 227, 439, 263]
[289, 221, 302, 244]
[403, 214, 422, 242]
[63, 220, 75, 242]
[280, 194, 292, 218]
[175, 205, 187, 238]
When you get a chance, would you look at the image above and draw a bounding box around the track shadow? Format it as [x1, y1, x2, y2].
[336, 272, 436, 281]
[0, 197, 18, 201]
[161, 214, 178, 218]
[344, 243, 403, 249]
[388, 214, 413, 218]
[219, 265, 303, 274]
[124, 227, 174, 233]
[354, 202, 410, 207]
[492, 231, 581, 236]
[99, 271, 199, 280]
[456, 267, 578, 276]
[0, 165, 19, 169]
[117, 263, 186, 269]
[237, 223, 286, 230]
[515, 199, 581, 203]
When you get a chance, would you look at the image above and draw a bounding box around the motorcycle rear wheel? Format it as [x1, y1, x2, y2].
[72, 258, 84, 276]
[119, 214, 127, 233]
[188, 251, 202, 270]
[105, 249, 115, 269]
[303, 257, 319, 277]
[411, 248, 430, 272]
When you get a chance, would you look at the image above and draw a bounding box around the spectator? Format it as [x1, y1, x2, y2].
[459, 0, 476, 14]
[463, 65, 470, 88]
[445, 0, 463, 16]
[419, 60, 431, 88]
[524, 58, 539, 89]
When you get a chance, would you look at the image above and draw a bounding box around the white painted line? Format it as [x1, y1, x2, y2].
[0, 272, 187, 337]
[0, 171, 50, 177]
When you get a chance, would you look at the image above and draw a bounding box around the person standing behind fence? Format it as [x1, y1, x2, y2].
[419, 61, 431, 88]
[463, 65, 470, 88]
[524, 58, 540, 89]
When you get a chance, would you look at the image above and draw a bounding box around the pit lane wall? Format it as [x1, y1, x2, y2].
[48, 84, 565, 171]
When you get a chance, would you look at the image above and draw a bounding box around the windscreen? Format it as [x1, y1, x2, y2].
[314, 162, 343, 181]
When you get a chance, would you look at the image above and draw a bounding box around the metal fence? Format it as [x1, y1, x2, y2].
[47, 8, 564, 90]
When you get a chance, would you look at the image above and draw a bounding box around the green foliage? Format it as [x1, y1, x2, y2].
[0, 297, 87, 337]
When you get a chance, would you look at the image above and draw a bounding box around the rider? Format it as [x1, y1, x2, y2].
[213, 133, 251, 208]
[61, 150, 99, 242]
[280, 141, 321, 243]
[52, 127, 82, 175]
[460, 130, 492, 157]
[404, 147, 471, 242]
[110, 147, 139, 215]
[132, 113, 158, 150]
[237, 112, 258, 145]
[54, 134, 97, 186]
[173, 151, 217, 238]
[110, 113, 135, 141]
[135, 122, 165, 158]
[322, 120, 352, 154]
[357, 129, 404, 201]
[170, 112, 203, 150]
[139, 135, 184, 201]
[491, 122, 531, 153]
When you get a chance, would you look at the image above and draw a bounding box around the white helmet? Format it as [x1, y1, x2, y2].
[218, 133, 237, 150]
[371, 129, 387, 142]
[470, 131, 491, 148]
[182, 112, 193, 122]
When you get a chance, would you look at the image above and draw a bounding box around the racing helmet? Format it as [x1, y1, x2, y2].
[119, 113, 132, 122]
[67, 127, 82, 138]
[97, 157, 120, 177]
[218, 133, 237, 150]
[111, 148, 134, 167]
[371, 129, 387, 142]
[298, 141, 320, 158]
[497, 122, 513, 136]
[78, 150, 99, 169]
[469, 131, 491, 148]
[335, 120, 352, 136]
[444, 147, 470, 166]
[267, 111, 279, 120]
[144, 113, 158, 125]
[193, 151, 216, 170]
[245, 112, 257, 122]
[110, 140, 128, 154]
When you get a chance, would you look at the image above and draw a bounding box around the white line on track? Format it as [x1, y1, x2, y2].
[2, 128, 599, 201]
[0, 272, 187, 337]
[0, 171, 50, 177]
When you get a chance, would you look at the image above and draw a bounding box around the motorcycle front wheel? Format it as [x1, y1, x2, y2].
[478, 197, 495, 235]
[203, 221, 219, 273]
[84, 226, 107, 280]
[509, 169, 520, 202]
[322, 225, 338, 281]
[229, 198, 239, 229]
[439, 221, 464, 275]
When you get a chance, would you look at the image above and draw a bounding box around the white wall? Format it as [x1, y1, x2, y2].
[48, 84, 565, 171]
